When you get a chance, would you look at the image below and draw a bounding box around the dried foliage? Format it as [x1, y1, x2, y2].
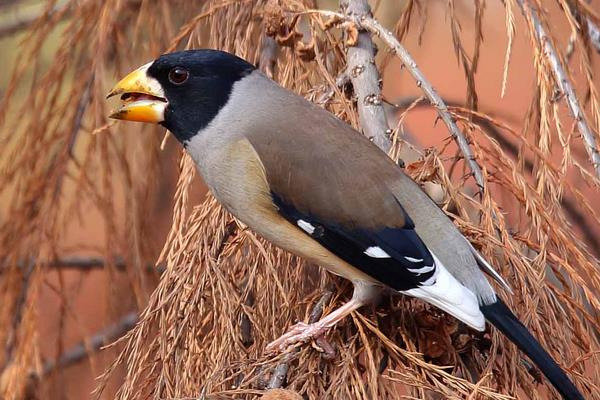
[0, 0, 599, 399]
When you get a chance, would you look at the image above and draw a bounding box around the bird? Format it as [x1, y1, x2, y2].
[107, 49, 584, 400]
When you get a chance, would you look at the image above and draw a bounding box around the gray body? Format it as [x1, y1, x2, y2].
[187, 71, 500, 306]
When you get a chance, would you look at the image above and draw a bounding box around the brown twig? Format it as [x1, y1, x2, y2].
[4, 260, 35, 364]
[267, 361, 290, 390]
[67, 75, 94, 159]
[40, 311, 138, 376]
[307, 291, 334, 325]
[7, 257, 162, 273]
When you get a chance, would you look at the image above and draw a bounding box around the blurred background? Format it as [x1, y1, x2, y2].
[0, 0, 599, 399]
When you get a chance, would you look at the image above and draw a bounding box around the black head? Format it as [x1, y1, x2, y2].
[147, 50, 255, 143]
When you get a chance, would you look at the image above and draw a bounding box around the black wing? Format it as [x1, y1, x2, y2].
[272, 193, 437, 291]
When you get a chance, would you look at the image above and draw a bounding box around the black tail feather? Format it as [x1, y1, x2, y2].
[480, 298, 584, 400]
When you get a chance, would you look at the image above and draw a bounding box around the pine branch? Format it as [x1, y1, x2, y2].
[518, 0, 600, 180]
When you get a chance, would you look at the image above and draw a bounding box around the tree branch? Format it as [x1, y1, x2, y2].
[316, 9, 487, 190]
[67, 75, 94, 158]
[340, 0, 391, 153]
[40, 311, 138, 376]
[6, 257, 163, 273]
[518, 0, 600, 180]
[4, 260, 35, 364]
[316, 70, 350, 106]
[567, 0, 600, 54]
[586, 17, 600, 53]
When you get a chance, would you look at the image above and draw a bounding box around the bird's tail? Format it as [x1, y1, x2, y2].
[480, 298, 584, 400]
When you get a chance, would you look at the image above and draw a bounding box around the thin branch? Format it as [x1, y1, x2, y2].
[363, 19, 486, 189]
[40, 311, 138, 376]
[586, 17, 600, 53]
[49, 257, 124, 271]
[316, 70, 350, 105]
[315, 9, 487, 190]
[340, 0, 392, 153]
[4, 260, 35, 364]
[567, 0, 600, 53]
[67, 75, 94, 158]
[518, 0, 600, 180]
[307, 291, 334, 324]
[266, 5, 392, 386]
[6, 257, 163, 273]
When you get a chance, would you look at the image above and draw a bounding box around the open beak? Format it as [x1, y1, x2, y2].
[107, 62, 167, 123]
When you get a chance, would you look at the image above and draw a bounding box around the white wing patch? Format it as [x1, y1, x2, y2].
[404, 256, 423, 263]
[297, 219, 315, 235]
[402, 252, 485, 331]
[406, 265, 435, 274]
[364, 246, 391, 258]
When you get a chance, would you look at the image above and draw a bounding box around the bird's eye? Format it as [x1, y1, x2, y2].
[168, 67, 189, 85]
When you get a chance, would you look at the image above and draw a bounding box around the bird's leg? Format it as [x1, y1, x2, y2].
[266, 283, 381, 353]
[266, 297, 364, 353]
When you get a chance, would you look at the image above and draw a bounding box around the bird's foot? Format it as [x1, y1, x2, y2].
[266, 321, 336, 358]
[266, 297, 368, 357]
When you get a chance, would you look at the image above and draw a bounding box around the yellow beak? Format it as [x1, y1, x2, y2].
[107, 62, 167, 123]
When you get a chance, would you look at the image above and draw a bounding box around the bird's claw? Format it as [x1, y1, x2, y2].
[266, 321, 335, 357]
